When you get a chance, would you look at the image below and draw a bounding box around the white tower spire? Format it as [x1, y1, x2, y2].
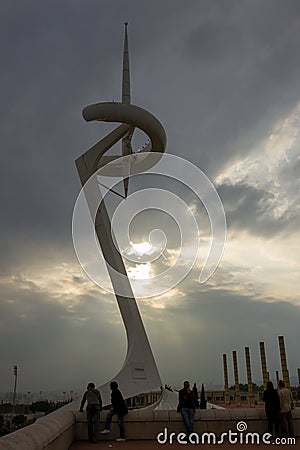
[122, 22, 130, 104]
[122, 22, 133, 197]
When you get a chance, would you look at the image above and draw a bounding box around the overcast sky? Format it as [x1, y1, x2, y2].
[1, 0, 300, 396]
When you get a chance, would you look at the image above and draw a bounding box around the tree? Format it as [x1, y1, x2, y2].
[200, 383, 207, 409]
[192, 383, 199, 409]
[12, 415, 27, 428]
[0, 414, 7, 437]
[29, 401, 51, 413]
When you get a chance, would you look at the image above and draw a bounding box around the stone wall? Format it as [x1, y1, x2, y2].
[0, 407, 299, 449]
[0, 410, 75, 450]
[75, 408, 300, 441]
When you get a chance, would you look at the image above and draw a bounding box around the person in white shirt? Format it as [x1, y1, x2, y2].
[80, 382, 102, 443]
[278, 380, 294, 437]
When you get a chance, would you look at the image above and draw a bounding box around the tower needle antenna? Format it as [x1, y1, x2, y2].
[122, 22, 134, 198]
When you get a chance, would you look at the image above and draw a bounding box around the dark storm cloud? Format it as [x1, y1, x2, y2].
[0, 0, 190, 270]
[178, 0, 300, 175]
[217, 181, 300, 237]
[1, 0, 300, 260]
[1, 0, 299, 392]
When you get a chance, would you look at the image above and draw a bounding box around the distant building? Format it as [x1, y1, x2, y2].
[206, 389, 262, 405]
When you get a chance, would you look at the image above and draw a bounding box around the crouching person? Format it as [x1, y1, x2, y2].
[101, 381, 128, 441]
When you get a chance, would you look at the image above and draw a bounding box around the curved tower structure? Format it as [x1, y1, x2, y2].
[75, 24, 165, 405]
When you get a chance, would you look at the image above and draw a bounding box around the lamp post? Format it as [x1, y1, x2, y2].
[12, 365, 18, 413]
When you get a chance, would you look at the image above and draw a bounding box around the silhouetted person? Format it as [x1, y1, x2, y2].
[101, 381, 128, 441]
[177, 380, 196, 436]
[165, 384, 173, 392]
[80, 382, 102, 444]
[278, 380, 294, 437]
[262, 381, 280, 437]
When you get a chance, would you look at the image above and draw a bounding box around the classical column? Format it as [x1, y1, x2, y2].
[276, 370, 280, 388]
[232, 351, 240, 406]
[259, 341, 269, 390]
[278, 336, 290, 388]
[223, 354, 229, 404]
[245, 347, 255, 407]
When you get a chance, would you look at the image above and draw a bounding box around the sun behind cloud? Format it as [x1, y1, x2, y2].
[131, 241, 152, 255]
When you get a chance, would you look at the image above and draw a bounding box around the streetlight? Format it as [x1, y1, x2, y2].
[12, 365, 18, 413]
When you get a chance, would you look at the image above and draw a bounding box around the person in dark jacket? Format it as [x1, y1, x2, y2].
[100, 381, 128, 441]
[263, 381, 280, 437]
[177, 380, 196, 436]
[80, 382, 102, 443]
